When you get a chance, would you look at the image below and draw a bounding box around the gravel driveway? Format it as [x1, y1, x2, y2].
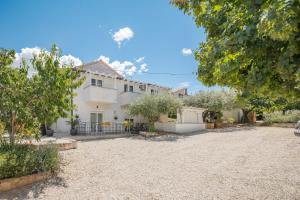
[2, 127, 300, 200]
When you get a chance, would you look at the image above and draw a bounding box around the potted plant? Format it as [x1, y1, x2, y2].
[68, 115, 80, 136]
[202, 110, 215, 129]
[214, 111, 224, 128]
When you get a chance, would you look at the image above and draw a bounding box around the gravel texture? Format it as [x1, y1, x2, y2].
[1, 127, 300, 200]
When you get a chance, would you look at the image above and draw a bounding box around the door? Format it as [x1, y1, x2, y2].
[90, 113, 103, 132]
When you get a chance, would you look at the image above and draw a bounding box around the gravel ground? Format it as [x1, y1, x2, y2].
[1, 127, 300, 200]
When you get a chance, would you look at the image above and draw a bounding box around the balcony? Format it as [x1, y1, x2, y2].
[120, 92, 142, 106]
[83, 85, 118, 104]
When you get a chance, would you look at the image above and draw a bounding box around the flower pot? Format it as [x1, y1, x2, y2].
[206, 123, 215, 129]
[214, 122, 223, 128]
[70, 128, 78, 136]
[46, 129, 54, 137]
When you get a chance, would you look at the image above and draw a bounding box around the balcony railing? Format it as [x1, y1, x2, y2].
[83, 85, 118, 103]
[120, 91, 142, 106]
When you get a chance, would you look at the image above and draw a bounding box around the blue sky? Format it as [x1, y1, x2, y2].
[0, 0, 211, 93]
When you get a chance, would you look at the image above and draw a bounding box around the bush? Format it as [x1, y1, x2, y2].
[264, 111, 300, 124]
[183, 90, 237, 111]
[128, 94, 182, 128]
[0, 144, 60, 179]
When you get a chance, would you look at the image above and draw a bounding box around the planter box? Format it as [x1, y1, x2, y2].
[214, 122, 224, 128]
[0, 172, 50, 192]
[139, 131, 159, 138]
[32, 138, 77, 151]
[206, 123, 215, 129]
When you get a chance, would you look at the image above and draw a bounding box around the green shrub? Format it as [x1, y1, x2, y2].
[0, 143, 60, 179]
[264, 111, 300, 124]
[149, 126, 156, 132]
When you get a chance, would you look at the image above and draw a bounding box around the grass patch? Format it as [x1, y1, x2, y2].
[264, 111, 300, 124]
[0, 143, 60, 180]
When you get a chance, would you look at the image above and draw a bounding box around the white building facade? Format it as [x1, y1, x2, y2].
[52, 60, 171, 133]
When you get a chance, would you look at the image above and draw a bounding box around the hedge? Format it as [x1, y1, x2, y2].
[264, 111, 300, 124]
[0, 143, 60, 180]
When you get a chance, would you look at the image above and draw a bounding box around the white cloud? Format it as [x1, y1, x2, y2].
[12, 47, 42, 68]
[181, 48, 193, 56]
[112, 27, 134, 48]
[97, 55, 110, 64]
[60, 55, 82, 67]
[139, 63, 149, 73]
[126, 66, 137, 76]
[110, 60, 137, 76]
[12, 47, 82, 73]
[12, 47, 42, 76]
[136, 57, 145, 63]
[97, 55, 150, 76]
[179, 82, 191, 88]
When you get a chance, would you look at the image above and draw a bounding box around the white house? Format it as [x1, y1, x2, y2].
[52, 60, 174, 133]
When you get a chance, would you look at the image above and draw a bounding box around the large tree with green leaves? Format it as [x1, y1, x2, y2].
[0, 48, 40, 143]
[0, 45, 83, 144]
[31, 46, 84, 132]
[172, 0, 300, 100]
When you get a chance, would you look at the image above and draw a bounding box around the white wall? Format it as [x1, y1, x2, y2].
[155, 122, 205, 133]
[177, 107, 205, 124]
[175, 123, 206, 133]
[223, 108, 243, 122]
[155, 107, 206, 134]
[155, 122, 176, 133]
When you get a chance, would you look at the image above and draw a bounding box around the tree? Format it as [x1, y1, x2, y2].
[172, 0, 300, 100]
[183, 90, 236, 111]
[183, 90, 236, 122]
[0, 45, 84, 144]
[30, 45, 84, 134]
[238, 92, 300, 121]
[127, 94, 182, 129]
[0, 48, 40, 144]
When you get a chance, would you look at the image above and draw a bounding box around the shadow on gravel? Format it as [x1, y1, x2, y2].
[0, 175, 67, 200]
[130, 126, 257, 142]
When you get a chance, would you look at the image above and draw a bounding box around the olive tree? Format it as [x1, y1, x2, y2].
[127, 94, 182, 129]
[183, 90, 236, 111]
[183, 90, 237, 122]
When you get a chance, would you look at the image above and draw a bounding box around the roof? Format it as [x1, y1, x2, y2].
[75, 60, 171, 90]
[76, 60, 123, 78]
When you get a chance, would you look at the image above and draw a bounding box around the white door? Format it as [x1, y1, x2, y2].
[90, 113, 103, 132]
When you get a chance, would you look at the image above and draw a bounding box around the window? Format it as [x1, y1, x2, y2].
[151, 89, 154, 95]
[97, 80, 102, 87]
[91, 79, 96, 86]
[91, 79, 103, 87]
[124, 84, 128, 92]
[129, 86, 134, 92]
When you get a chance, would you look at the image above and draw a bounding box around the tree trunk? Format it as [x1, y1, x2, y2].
[9, 112, 16, 144]
[241, 109, 250, 123]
